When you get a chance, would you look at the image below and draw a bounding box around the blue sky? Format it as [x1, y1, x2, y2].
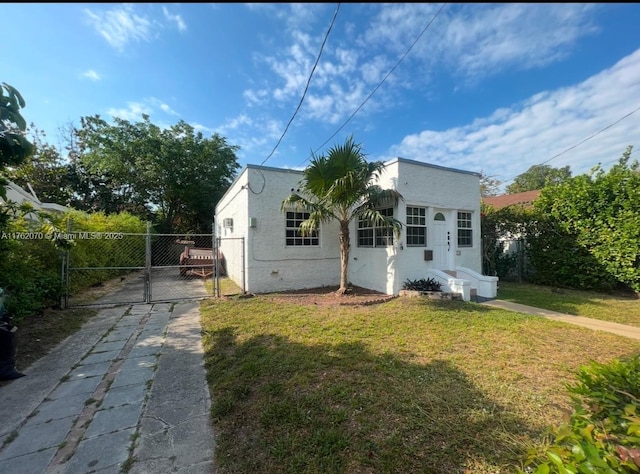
[3, 3, 640, 192]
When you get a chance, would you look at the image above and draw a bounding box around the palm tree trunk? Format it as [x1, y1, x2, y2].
[338, 220, 350, 294]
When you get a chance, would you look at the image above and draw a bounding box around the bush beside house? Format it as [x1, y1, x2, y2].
[482, 147, 640, 295]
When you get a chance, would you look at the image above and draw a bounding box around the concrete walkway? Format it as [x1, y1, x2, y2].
[0, 301, 214, 474]
[481, 299, 640, 341]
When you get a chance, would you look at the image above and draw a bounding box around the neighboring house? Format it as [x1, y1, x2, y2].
[215, 158, 498, 301]
[482, 189, 541, 264]
[482, 190, 541, 210]
[1, 179, 69, 220]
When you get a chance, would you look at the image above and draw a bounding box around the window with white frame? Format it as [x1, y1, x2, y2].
[406, 206, 426, 246]
[286, 211, 319, 246]
[358, 207, 394, 247]
[457, 211, 472, 247]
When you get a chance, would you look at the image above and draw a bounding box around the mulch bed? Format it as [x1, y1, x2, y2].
[259, 285, 397, 307]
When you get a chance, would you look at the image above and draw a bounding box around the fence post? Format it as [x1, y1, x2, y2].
[145, 222, 151, 303]
[63, 219, 72, 309]
[212, 219, 219, 297]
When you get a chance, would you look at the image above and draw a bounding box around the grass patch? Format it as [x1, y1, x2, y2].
[205, 277, 244, 297]
[13, 307, 98, 370]
[497, 281, 640, 327]
[200, 296, 640, 473]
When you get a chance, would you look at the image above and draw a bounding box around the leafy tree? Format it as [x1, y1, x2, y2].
[1, 82, 33, 202]
[6, 126, 74, 205]
[75, 114, 241, 232]
[534, 146, 640, 292]
[506, 164, 571, 194]
[281, 135, 403, 295]
[479, 171, 502, 197]
[0, 83, 33, 170]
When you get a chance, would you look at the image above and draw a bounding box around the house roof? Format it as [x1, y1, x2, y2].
[482, 190, 541, 209]
[1, 179, 69, 213]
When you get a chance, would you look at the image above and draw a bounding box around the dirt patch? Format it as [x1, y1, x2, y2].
[259, 285, 397, 307]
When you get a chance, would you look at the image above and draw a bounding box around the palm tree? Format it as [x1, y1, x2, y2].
[282, 135, 403, 295]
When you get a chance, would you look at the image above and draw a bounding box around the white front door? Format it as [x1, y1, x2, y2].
[432, 210, 449, 269]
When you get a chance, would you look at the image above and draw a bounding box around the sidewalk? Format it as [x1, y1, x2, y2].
[0, 301, 214, 474]
[481, 299, 640, 341]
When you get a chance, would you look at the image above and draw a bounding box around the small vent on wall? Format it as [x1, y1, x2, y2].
[223, 218, 234, 228]
[424, 250, 433, 261]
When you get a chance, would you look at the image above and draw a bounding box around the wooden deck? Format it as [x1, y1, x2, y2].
[179, 247, 225, 279]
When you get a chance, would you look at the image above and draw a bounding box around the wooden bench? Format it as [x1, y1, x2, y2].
[179, 247, 226, 278]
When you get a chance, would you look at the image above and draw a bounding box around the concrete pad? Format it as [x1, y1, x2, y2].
[114, 317, 143, 328]
[91, 339, 127, 353]
[0, 415, 75, 460]
[135, 333, 165, 347]
[132, 301, 215, 472]
[59, 427, 135, 474]
[48, 375, 103, 400]
[24, 393, 90, 426]
[0, 306, 125, 440]
[84, 404, 144, 439]
[68, 361, 112, 379]
[119, 355, 157, 372]
[102, 328, 137, 342]
[0, 297, 216, 474]
[0, 446, 57, 474]
[80, 350, 121, 365]
[128, 344, 163, 359]
[482, 300, 640, 341]
[111, 366, 156, 389]
[129, 456, 214, 474]
[134, 413, 214, 466]
[101, 383, 148, 409]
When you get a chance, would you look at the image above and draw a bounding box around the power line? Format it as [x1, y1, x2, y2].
[503, 104, 640, 184]
[297, 2, 447, 167]
[260, 3, 341, 167]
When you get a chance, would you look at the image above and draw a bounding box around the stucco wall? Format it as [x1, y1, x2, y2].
[217, 159, 483, 296]
[216, 166, 341, 294]
[349, 158, 482, 294]
[215, 169, 250, 290]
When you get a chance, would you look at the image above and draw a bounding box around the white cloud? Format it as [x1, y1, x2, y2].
[85, 4, 187, 52]
[246, 3, 326, 30]
[162, 6, 187, 32]
[148, 97, 179, 116]
[107, 102, 153, 122]
[440, 4, 598, 82]
[85, 5, 155, 52]
[244, 3, 601, 129]
[81, 70, 101, 81]
[106, 97, 182, 122]
[215, 114, 284, 159]
[384, 49, 640, 188]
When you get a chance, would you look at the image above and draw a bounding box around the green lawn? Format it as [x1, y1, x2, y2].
[200, 295, 640, 474]
[496, 281, 640, 327]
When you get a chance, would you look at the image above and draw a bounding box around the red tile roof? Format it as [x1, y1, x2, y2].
[482, 190, 541, 209]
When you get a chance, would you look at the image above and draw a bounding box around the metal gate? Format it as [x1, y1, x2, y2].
[63, 223, 225, 307]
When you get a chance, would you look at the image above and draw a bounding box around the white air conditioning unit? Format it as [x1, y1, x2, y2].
[223, 218, 234, 228]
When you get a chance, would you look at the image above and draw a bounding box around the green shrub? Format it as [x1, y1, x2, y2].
[402, 278, 442, 292]
[0, 207, 147, 321]
[520, 355, 640, 473]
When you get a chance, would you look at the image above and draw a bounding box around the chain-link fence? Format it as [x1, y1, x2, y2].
[482, 236, 529, 282]
[64, 223, 231, 307]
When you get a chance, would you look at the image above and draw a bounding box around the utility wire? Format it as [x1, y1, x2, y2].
[297, 2, 447, 166]
[260, 3, 341, 167]
[503, 104, 640, 184]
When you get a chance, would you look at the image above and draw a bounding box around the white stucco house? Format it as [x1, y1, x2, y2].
[214, 158, 498, 301]
[1, 179, 69, 220]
